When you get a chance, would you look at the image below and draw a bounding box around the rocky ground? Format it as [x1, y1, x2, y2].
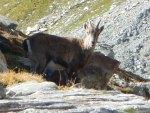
[0, 81, 149, 113]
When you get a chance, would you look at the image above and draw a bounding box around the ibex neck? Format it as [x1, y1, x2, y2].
[83, 36, 93, 49]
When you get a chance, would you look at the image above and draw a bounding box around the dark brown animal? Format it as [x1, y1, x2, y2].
[79, 52, 150, 89]
[23, 21, 104, 80]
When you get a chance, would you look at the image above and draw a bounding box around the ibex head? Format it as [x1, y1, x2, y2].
[84, 20, 104, 49]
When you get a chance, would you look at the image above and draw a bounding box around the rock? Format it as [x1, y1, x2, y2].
[79, 52, 120, 90]
[0, 87, 150, 112]
[80, 66, 108, 90]
[0, 22, 26, 55]
[0, 17, 28, 69]
[26, 24, 47, 35]
[0, 50, 8, 72]
[0, 15, 17, 30]
[130, 82, 150, 99]
[0, 84, 6, 99]
[6, 81, 58, 96]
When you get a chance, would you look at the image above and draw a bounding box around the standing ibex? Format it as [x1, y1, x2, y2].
[23, 21, 104, 80]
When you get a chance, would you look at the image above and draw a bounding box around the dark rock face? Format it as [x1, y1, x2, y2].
[0, 16, 28, 70]
[0, 22, 26, 55]
[0, 34, 12, 53]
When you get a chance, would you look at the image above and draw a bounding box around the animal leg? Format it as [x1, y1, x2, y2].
[36, 58, 47, 74]
[30, 60, 39, 74]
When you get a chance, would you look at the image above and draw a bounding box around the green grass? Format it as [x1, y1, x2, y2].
[0, 0, 53, 30]
[47, 0, 125, 34]
[0, 0, 125, 33]
[65, 0, 124, 32]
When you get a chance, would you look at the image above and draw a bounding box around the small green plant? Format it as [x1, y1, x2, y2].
[124, 108, 135, 113]
[120, 87, 134, 94]
[0, 0, 53, 30]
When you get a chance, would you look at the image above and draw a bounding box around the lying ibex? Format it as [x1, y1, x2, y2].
[23, 21, 104, 79]
[79, 52, 150, 89]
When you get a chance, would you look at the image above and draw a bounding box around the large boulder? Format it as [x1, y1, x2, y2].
[6, 81, 58, 97]
[0, 16, 27, 55]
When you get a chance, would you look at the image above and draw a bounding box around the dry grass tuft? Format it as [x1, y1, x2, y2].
[0, 70, 44, 86]
[58, 85, 73, 91]
[58, 80, 77, 91]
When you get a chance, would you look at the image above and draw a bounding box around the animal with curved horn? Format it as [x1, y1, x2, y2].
[23, 20, 104, 80]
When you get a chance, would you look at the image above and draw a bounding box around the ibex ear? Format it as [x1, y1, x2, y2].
[84, 23, 88, 29]
[84, 21, 92, 30]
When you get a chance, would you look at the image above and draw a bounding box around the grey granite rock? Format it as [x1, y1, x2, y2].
[0, 84, 6, 99]
[130, 82, 150, 99]
[6, 81, 58, 97]
[0, 15, 17, 29]
[0, 82, 149, 112]
[0, 50, 8, 72]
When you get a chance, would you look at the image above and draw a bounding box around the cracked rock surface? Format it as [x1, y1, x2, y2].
[0, 81, 149, 113]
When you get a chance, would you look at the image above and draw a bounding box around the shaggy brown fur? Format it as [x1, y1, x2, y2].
[23, 21, 104, 80]
[79, 52, 150, 89]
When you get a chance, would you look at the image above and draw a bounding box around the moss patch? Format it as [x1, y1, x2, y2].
[124, 108, 136, 113]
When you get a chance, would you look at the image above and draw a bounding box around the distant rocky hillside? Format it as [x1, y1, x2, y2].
[0, 0, 124, 32]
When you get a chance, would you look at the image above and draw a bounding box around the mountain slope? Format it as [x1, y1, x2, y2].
[0, 0, 124, 32]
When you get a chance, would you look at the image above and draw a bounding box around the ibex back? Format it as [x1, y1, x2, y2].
[23, 21, 104, 79]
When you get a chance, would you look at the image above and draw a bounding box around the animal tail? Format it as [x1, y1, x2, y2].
[116, 68, 150, 82]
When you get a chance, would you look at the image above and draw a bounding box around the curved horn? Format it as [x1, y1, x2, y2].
[96, 20, 101, 28]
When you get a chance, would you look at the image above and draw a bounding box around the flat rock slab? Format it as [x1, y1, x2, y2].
[0, 81, 150, 113]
